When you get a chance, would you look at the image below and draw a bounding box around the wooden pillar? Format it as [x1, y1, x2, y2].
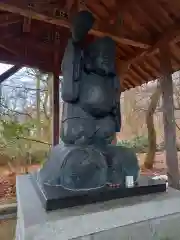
[159, 42, 180, 189]
[52, 27, 61, 146]
[52, 73, 60, 146]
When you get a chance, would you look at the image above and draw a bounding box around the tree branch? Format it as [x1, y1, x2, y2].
[0, 103, 32, 118]
[175, 122, 180, 131]
[2, 84, 48, 92]
[16, 136, 51, 146]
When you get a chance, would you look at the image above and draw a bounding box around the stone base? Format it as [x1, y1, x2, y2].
[16, 175, 180, 240]
[31, 172, 166, 211]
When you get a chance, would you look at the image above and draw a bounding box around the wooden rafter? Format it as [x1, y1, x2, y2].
[0, 53, 53, 72]
[23, 17, 31, 32]
[0, 1, 151, 48]
[0, 32, 68, 61]
[120, 18, 180, 76]
[0, 43, 16, 55]
[0, 22, 21, 39]
[0, 65, 21, 83]
[0, 12, 20, 26]
[93, 0, 134, 23]
[12, 36, 56, 52]
[0, 0, 179, 90]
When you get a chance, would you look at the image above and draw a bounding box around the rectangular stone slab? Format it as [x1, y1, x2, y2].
[31, 172, 166, 211]
[16, 175, 180, 240]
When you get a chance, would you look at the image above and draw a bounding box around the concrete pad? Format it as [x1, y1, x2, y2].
[16, 174, 180, 240]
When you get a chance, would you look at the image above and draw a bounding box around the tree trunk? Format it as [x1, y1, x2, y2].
[144, 84, 161, 169]
[36, 75, 41, 137]
[42, 73, 53, 142]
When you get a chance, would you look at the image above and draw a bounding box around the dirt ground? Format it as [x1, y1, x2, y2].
[138, 152, 167, 175]
[0, 164, 39, 204]
[0, 219, 16, 240]
[0, 165, 40, 240]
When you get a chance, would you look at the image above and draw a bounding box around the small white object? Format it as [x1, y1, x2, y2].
[152, 174, 168, 191]
[166, 181, 168, 191]
[125, 176, 134, 188]
[152, 175, 168, 181]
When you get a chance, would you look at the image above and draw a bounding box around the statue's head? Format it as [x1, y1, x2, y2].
[71, 11, 95, 43]
[84, 37, 116, 76]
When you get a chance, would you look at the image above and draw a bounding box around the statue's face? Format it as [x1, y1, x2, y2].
[85, 37, 116, 76]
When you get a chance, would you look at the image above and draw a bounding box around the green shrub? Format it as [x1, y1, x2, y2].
[117, 135, 149, 153]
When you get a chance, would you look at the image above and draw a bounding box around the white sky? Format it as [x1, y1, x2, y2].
[0, 63, 13, 75]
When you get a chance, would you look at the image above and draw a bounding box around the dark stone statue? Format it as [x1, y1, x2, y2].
[37, 11, 139, 192]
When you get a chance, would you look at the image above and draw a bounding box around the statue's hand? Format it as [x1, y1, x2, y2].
[71, 11, 95, 42]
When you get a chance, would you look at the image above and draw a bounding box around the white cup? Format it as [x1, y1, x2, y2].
[125, 176, 134, 188]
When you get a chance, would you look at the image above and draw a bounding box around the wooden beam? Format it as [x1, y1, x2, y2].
[23, 17, 31, 32]
[0, 22, 22, 40]
[123, 80, 134, 90]
[68, 0, 151, 47]
[0, 38, 57, 71]
[0, 1, 151, 48]
[121, 19, 180, 75]
[0, 12, 20, 26]
[98, 0, 133, 27]
[12, 36, 57, 52]
[0, 54, 53, 72]
[0, 33, 65, 58]
[0, 43, 16, 54]
[0, 65, 21, 83]
[159, 41, 180, 189]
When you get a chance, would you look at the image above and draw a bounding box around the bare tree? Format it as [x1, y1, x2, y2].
[0, 68, 53, 169]
[144, 83, 161, 169]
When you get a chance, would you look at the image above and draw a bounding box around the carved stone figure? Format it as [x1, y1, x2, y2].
[37, 11, 139, 192]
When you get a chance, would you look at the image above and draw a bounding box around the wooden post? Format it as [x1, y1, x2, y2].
[159, 42, 180, 189]
[52, 73, 60, 146]
[52, 28, 61, 146]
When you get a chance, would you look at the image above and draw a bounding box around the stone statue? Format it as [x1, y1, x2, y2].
[37, 11, 139, 192]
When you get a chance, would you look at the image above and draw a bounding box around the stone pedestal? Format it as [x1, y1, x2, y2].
[16, 174, 180, 240]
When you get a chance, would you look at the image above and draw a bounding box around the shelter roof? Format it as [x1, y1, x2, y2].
[0, 0, 180, 90]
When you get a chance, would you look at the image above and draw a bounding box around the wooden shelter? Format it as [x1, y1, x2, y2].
[0, 0, 180, 188]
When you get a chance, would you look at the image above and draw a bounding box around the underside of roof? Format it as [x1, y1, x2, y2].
[0, 0, 180, 91]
